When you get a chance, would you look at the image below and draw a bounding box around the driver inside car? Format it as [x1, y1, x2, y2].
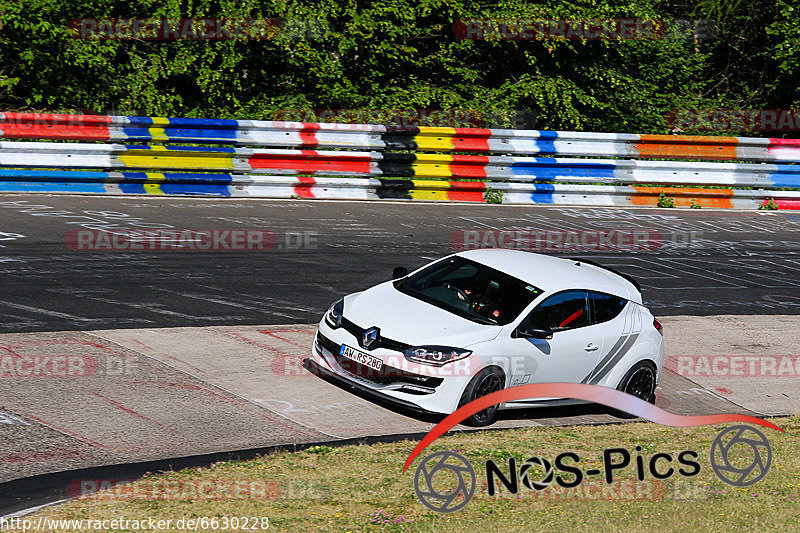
[469, 280, 503, 322]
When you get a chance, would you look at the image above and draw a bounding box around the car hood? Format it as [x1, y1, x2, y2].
[343, 281, 502, 347]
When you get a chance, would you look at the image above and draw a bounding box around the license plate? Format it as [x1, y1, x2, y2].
[339, 344, 383, 372]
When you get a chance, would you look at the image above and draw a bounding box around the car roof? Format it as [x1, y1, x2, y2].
[456, 249, 642, 303]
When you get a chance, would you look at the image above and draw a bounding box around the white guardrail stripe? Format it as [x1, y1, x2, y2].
[0, 142, 797, 189]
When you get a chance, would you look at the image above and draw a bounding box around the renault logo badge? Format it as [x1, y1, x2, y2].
[362, 327, 380, 349]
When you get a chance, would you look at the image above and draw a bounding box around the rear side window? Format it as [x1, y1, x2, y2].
[591, 291, 628, 324]
[528, 290, 590, 331]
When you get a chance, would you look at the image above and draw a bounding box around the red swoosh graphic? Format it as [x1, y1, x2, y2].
[402, 383, 783, 473]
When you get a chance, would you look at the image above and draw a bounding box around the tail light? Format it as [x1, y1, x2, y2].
[653, 318, 663, 336]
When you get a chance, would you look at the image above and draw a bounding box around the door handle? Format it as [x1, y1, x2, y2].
[584, 343, 599, 352]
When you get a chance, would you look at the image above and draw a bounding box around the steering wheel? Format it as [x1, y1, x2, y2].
[444, 283, 470, 302]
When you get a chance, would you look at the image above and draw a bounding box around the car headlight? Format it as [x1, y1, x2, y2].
[404, 346, 472, 366]
[325, 299, 344, 328]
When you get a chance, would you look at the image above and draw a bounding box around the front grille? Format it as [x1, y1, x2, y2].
[341, 317, 412, 352]
[317, 331, 442, 389]
[333, 354, 444, 388]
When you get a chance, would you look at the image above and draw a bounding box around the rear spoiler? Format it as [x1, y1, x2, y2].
[569, 258, 642, 293]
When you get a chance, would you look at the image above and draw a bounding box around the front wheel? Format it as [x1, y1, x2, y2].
[457, 367, 505, 427]
[610, 361, 657, 419]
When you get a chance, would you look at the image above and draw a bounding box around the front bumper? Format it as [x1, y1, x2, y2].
[308, 319, 473, 414]
[302, 357, 439, 416]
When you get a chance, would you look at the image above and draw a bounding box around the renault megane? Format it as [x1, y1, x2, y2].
[304, 249, 664, 426]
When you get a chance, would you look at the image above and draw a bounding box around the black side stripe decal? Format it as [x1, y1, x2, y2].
[581, 333, 639, 385]
[581, 335, 628, 384]
[588, 334, 640, 385]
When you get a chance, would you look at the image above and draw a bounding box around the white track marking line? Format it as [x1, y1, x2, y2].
[0, 302, 97, 322]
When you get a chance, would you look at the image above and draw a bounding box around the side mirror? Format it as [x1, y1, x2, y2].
[392, 266, 409, 280]
[516, 325, 553, 340]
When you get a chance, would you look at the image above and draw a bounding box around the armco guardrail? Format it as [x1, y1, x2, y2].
[2, 170, 797, 208]
[0, 112, 799, 209]
[2, 112, 800, 161]
[2, 142, 799, 187]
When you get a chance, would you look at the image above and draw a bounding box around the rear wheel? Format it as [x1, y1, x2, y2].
[610, 361, 657, 419]
[458, 367, 505, 427]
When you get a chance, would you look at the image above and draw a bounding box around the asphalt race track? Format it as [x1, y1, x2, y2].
[1, 195, 799, 333]
[1, 195, 799, 514]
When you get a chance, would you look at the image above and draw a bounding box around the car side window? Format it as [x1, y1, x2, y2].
[527, 290, 590, 332]
[591, 291, 628, 324]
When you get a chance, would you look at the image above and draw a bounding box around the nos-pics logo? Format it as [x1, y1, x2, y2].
[414, 451, 477, 513]
[413, 425, 773, 513]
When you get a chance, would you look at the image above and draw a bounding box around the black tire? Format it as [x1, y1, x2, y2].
[458, 366, 505, 427]
[610, 361, 657, 419]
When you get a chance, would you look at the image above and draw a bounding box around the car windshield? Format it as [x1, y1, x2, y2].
[394, 255, 543, 325]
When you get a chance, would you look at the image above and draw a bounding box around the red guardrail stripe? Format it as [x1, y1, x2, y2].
[0, 112, 112, 140]
[446, 179, 487, 202]
[248, 150, 372, 173]
[449, 154, 489, 179]
[451, 128, 492, 151]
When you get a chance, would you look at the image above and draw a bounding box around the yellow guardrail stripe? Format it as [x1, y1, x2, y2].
[414, 127, 456, 151]
[119, 145, 235, 169]
[143, 172, 165, 195]
[411, 154, 454, 178]
[408, 179, 452, 200]
[148, 116, 170, 141]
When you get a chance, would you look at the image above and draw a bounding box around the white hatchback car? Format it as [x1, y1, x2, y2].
[304, 249, 664, 426]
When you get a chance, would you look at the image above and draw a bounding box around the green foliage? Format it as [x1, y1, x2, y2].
[758, 198, 778, 210]
[689, 198, 702, 208]
[657, 192, 675, 208]
[0, 0, 796, 133]
[305, 445, 335, 454]
[484, 187, 503, 204]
